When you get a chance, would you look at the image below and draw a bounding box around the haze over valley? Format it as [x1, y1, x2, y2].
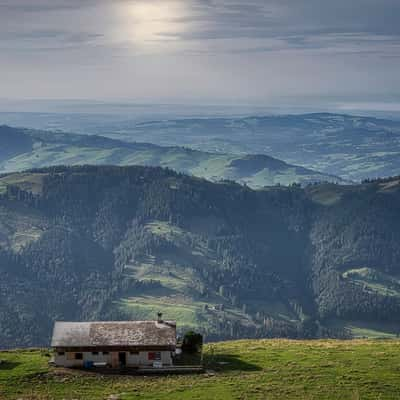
[1, 1, 400, 398]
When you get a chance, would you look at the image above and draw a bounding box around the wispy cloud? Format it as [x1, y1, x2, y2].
[0, 0, 399, 103]
[0, 0, 98, 13]
[168, 0, 400, 56]
[1, 0, 399, 55]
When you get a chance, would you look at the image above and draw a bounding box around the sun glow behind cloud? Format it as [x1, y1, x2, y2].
[113, 0, 188, 51]
[0, 0, 399, 103]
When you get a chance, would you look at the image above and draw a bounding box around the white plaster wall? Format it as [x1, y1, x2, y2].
[126, 352, 140, 367]
[54, 350, 172, 367]
[54, 351, 111, 367]
[161, 351, 173, 365]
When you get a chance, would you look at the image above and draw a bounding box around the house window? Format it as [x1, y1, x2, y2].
[130, 351, 139, 355]
[75, 353, 83, 360]
[103, 351, 109, 355]
[92, 352, 99, 355]
[57, 352, 65, 356]
[148, 352, 161, 361]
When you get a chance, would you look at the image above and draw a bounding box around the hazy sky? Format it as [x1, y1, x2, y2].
[1, 0, 399, 108]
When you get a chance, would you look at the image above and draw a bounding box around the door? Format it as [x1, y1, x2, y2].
[111, 352, 119, 368]
[119, 352, 126, 367]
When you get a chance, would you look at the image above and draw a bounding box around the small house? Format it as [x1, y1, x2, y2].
[51, 316, 176, 369]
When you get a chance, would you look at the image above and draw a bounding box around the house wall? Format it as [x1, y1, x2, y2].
[138, 350, 173, 366]
[126, 352, 140, 366]
[54, 351, 112, 368]
[54, 350, 173, 368]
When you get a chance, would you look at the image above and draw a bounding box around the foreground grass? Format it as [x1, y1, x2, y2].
[1, 339, 400, 399]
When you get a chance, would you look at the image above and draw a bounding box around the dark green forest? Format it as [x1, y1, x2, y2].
[0, 166, 400, 347]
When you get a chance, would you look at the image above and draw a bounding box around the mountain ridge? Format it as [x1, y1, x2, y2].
[0, 165, 399, 348]
[113, 113, 400, 181]
[0, 125, 345, 187]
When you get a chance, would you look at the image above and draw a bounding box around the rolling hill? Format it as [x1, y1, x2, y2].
[2, 112, 400, 182]
[0, 165, 399, 348]
[1, 339, 400, 399]
[0, 125, 344, 188]
[110, 113, 400, 182]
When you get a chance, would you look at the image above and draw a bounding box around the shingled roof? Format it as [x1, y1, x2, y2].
[51, 321, 177, 348]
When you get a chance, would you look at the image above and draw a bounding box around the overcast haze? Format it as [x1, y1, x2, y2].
[1, 0, 400, 110]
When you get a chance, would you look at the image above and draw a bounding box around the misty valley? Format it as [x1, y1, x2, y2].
[1, 1, 400, 397]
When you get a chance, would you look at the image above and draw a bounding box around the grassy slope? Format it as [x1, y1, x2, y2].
[116, 221, 259, 334]
[328, 320, 400, 339]
[1, 340, 400, 400]
[342, 268, 400, 298]
[0, 173, 48, 251]
[124, 114, 400, 182]
[0, 128, 343, 188]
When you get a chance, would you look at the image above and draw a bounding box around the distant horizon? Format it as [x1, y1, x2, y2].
[1, 97, 400, 121]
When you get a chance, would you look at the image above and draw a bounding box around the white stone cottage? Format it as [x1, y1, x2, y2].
[51, 319, 176, 368]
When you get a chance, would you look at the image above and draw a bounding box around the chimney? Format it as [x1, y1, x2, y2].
[157, 312, 163, 323]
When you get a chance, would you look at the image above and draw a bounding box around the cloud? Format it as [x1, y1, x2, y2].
[0, 1, 109, 51]
[0, 0, 399, 103]
[167, 0, 400, 56]
[1, 0, 399, 55]
[0, 0, 98, 13]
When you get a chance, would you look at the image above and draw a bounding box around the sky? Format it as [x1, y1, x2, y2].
[0, 0, 400, 110]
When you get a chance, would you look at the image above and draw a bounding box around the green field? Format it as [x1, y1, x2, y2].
[342, 268, 400, 298]
[1, 339, 400, 400]
[0, 125, 345, 189]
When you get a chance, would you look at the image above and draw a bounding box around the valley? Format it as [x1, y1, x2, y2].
[2, 1, 400, 398]
[0, 166, 399, 347]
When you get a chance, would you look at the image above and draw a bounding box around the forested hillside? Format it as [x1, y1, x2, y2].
[0, 125, 344, 187]
[0, 166, 399, 348]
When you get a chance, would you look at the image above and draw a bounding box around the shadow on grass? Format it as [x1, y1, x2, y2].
[174, 353, 202, 366]
[0, 361, 20, 370]
[203, 354, 262, 372]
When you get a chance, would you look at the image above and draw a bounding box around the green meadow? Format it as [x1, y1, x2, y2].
[1, 339, 400, 400]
